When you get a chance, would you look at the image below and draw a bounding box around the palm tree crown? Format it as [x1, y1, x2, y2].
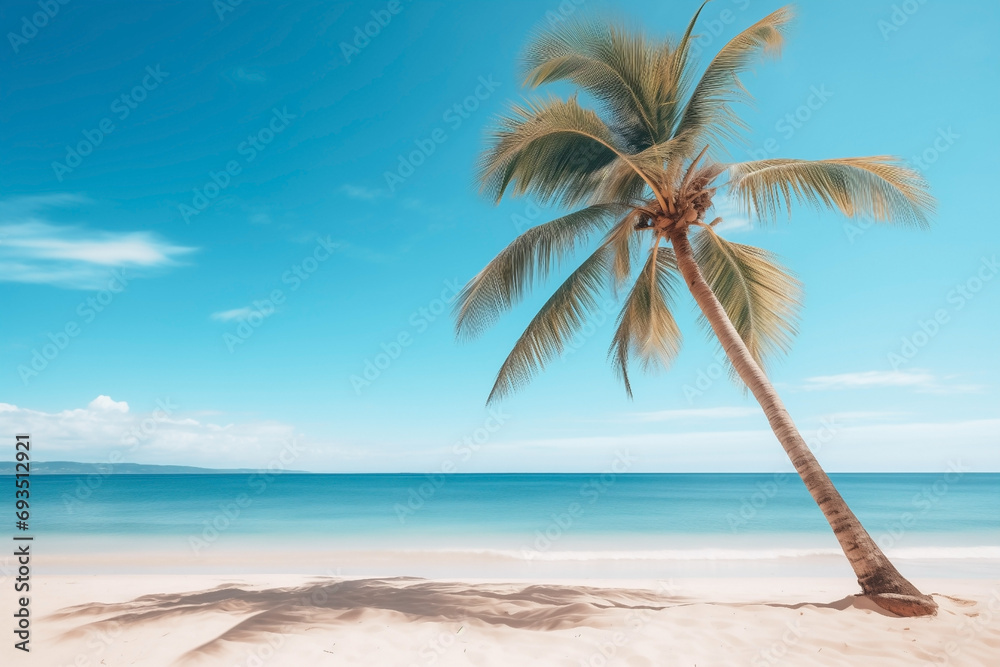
[455, 4, 932, 402]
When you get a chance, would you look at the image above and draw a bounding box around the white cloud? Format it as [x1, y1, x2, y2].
[1, 397, 995, 473]
[802, 370, 983, 394]
[0, 397, 303, 469]
[630, 407, 761, 422]
[0, 195, 195, 289]
[211, 307, 255, 322]
[710, 193, 752, 233]
[88, 395, 129, 413]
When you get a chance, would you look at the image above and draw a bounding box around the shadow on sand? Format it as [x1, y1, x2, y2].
[46, 577, 902, 662]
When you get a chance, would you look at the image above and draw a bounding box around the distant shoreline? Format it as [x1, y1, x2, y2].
[0, 461, 307, 475]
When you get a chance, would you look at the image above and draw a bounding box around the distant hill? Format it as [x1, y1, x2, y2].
[0, 461, 307, 475]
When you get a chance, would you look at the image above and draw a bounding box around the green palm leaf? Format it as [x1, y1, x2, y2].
[726, 157, 934, 226]
[692, 227, 801, 375]
[609, 244, 683, 397]
[488, 245, 612, 403]
[454, 203, 627, 340]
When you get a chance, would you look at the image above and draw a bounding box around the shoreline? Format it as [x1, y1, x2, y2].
[22, 540, 1000, 581]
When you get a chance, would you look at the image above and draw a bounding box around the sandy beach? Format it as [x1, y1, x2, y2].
[5, 574, 997, 666]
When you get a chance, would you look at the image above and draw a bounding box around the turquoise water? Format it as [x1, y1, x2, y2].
[9, 473, 997, 577]
[14, 472, 998, 546]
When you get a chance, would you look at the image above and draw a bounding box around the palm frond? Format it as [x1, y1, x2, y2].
[655, 1, 710, 146]
[725, 157, 934, 226]
[673, 6, 793, 151]
[606, 209, 644, 291]
[454, 203, 627, 340]
[488, 245, 612, 403]
[692, 227, 801, 376]
[523, 21, 664, 148]
[478, 95, 630, 207]
[588, 134, 689, 204]
[609, 244, 683, 396]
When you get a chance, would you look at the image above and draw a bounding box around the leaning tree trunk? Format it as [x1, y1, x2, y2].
[669, 229, 937, 617]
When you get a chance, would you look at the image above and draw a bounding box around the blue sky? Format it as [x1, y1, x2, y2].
[1, 0, 997, 472]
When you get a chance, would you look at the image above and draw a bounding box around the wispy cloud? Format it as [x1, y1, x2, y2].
[710, 193, 752, 233]
[465, 418, 1000, 472]
[802, 370, 983, 394]
[0, 195, 195, 289]
[0, 193, 91, 215]
[210, 307, 256, 322]
[630, 407, 761, 422]
[803, 370, 934, 390]
[826, 410, 907, 422]
[339, 185, 383, 200]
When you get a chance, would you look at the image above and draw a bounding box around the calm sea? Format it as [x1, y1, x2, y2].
[8, 473, 998, 577]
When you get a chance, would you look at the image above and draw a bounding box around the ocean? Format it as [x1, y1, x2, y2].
[10, 472, 999, 579]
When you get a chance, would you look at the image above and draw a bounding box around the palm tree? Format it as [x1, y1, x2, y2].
[452, 4, 938, 616]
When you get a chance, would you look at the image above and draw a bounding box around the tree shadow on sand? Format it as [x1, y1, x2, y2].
[46, 577, 913, 663]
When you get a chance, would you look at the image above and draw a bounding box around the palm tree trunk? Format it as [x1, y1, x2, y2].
[668, 229, 937, 617]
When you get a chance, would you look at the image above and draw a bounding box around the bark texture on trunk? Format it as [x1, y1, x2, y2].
[669, 229, 937, 617]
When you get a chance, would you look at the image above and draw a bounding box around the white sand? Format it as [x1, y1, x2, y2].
[4, 574, 998, 666]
